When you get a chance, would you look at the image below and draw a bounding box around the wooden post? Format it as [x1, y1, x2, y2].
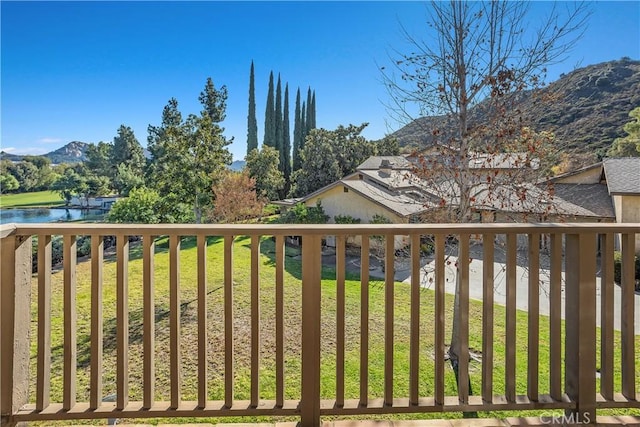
[564, 233, 597, 424]
[300, 234, 322, 427]
[1, 234, 32, 426]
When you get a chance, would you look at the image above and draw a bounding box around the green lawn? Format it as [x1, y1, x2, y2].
[0, 190, 64, 208]
[28, 235, 640, 425]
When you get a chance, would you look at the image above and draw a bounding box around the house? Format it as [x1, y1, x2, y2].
[550, 157, 640, 253]
[277, 155, 638, 251]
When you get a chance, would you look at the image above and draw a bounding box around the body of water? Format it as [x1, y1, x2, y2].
[0, 208, 106, 224]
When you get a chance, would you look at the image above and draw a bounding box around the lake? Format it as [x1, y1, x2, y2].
[0, 208, 107, 224]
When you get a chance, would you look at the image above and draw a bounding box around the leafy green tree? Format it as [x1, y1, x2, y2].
[106, 187, 162, 223]
[85, 141, 113, 179]
[263, 71, 276, 148]
[247, 61, 259, 154]
[293, 88, 303, 172]
[199, 77, 228, 123]
[51, 168, 85, 205]
[608, 106, 640, 157]
[290, 123, 397, 196]
[111, 125, 145, 173]
[22, 156, 56, 190]
[147, 79, 232, 223]
[0, 173, 19, 193]
[7, 161, 39, 192]
[245, 146, 285, 201]
[113, 163, 145, 196]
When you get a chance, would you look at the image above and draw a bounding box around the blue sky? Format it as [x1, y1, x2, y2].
[2, 1, 639, 161]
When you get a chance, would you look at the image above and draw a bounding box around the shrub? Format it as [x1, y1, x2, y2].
[334, 214, 361, 224]
[613, 251, 640, 289]
[278, 201, 329, 224]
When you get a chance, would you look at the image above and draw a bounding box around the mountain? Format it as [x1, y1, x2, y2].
[1, 141, 89, 164]
[391, 58, 640, 165]
[45, 141, 89, 163]
[228, 160, 246, 171]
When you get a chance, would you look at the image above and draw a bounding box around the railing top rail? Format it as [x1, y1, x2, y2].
[9, 222, 640, 236]
[0, 223, 17, 238]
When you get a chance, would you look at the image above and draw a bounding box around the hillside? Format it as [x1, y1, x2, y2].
[1, 141, 89, 164]
[391, 58, 640, 164]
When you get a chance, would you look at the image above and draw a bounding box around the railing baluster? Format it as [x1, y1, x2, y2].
[434, 234, 445, 406]
[359, 235, 370, 407]
[527, 233, 540, 401]
[169, 234, 181, 409]
[224, 235, 234, 408]
[336, 234, 346, 408]
[384, 234, 395, 406]
[63, 235, 77, 411]
[197, 235, 208, 409]
[89, 235, 103, 410]
[599, 233, 614, 400]
[116, 235, 129, 410]
[301, 234, 322, 427]
[251, 235, 260, 408]
[481, 232, 494, 403]
[549, 233, 563, 401]
[505, 233, 517, 402]
[143, 235, 155, 409]
[36, 235, 52, 411]
[620, 232, 636, 400]
[409, 233, 420, 406]
[457, 234, 470, 404]
[275, 235, 285, 408]
[564, 232, 597, 422]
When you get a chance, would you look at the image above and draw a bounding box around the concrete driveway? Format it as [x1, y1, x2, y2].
[392, 253, 640, 333]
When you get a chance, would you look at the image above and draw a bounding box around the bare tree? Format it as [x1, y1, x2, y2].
[382, 1, 590, 400]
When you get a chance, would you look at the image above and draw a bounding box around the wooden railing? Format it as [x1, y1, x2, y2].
[1, 223, 638, 426]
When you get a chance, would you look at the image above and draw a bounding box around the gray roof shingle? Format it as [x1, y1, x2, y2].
[604, 158, 640, 194]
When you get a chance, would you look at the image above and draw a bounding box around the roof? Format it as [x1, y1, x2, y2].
[356, 156, 412, 170]
[603, 158, 640, 194]
[341, 179, 429, 217]
[468, 153, 540, 170]
[548, 184, 615, 218]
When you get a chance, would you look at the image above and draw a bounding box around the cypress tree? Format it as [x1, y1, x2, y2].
[311, 91, 316, 129]
[275, 75, 283, 171]
[247, 61, 258, 154]
[263, 71, 276, 147]
[305, 87, 313, 138]
[300, 101, 307, 152]
[292, 88, 302, 172]
[283, 84, 292, 188]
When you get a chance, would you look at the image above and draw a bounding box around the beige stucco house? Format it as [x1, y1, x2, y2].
[551, 157, 640, 253]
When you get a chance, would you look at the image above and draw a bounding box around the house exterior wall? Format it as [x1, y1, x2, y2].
[553, 167, 602, 184]
[305, 184, 410, 249]
[613, 194, 640, 254]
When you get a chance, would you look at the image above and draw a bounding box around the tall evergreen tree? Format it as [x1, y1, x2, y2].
[292, 88, 302, 172]
[247, 61, 258, 155]
[199, 77, 227, 124]
[305, 87, 313, 137]
[300, 101, 307, 152]
[275, 74, 283, 170]
[263, 71, 276, 147]
[310, 91, 316, 128]
[282, 84, 292, 189]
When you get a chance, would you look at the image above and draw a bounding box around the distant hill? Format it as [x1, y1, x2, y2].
[391, 58, 640, 165]
[1, 141, 89, 164]
[228, 160, 246, 171]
